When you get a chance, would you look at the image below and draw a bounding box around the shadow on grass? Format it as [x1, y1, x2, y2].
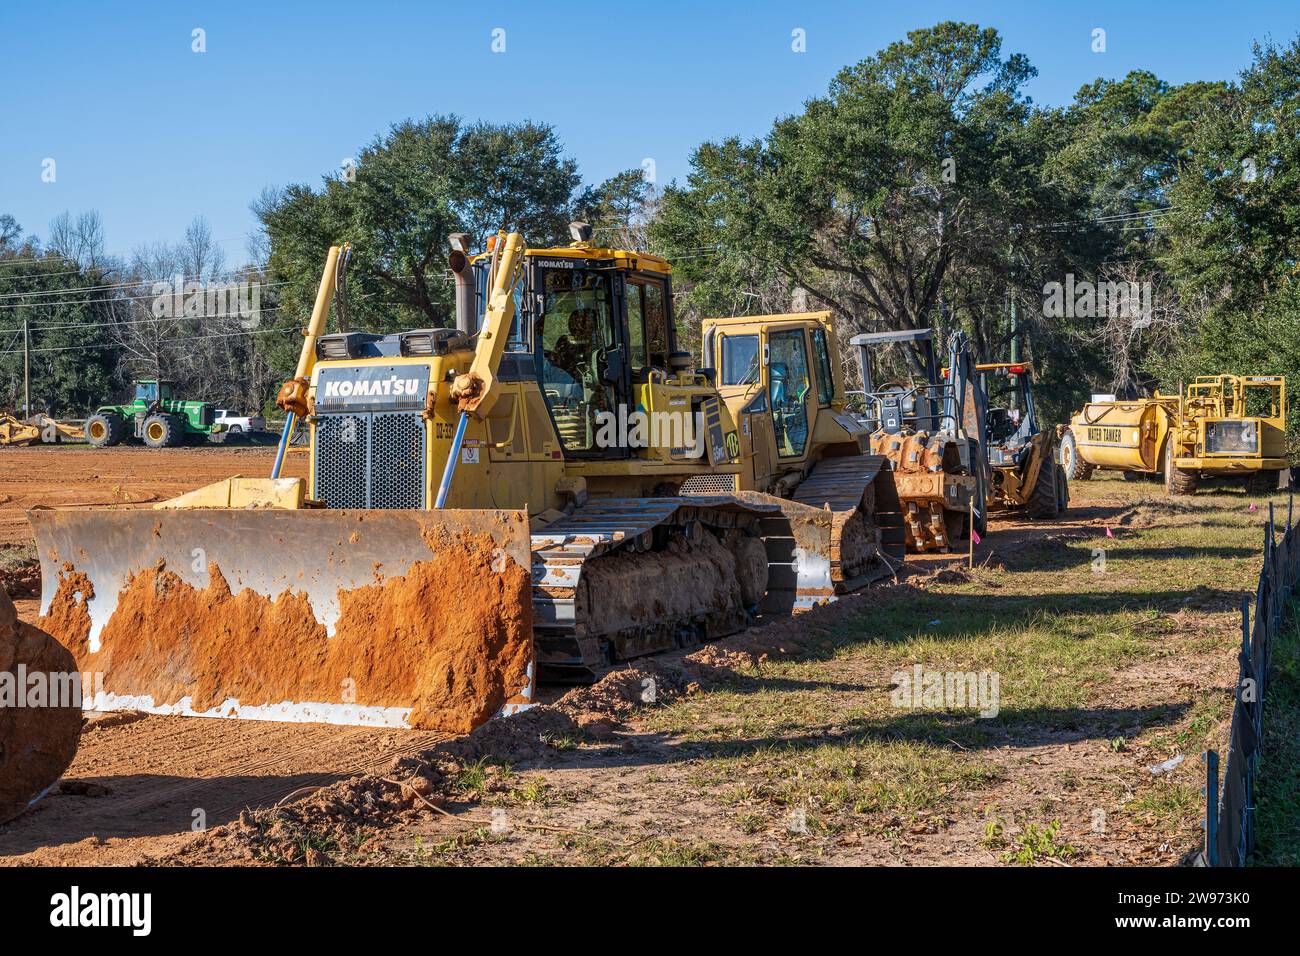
[768, 584, 1247, 662]
[563, 700, 1191, 773]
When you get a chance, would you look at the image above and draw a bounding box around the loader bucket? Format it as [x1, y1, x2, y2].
[30, 508, 535, 733]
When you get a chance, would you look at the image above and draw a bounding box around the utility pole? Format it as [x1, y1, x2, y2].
[1009, 297, 1021, 365]
[22, 315, 30, 417]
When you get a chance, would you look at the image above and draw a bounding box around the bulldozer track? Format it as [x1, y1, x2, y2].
[531, 496, 782, 676]
[533, 457, 905, 675]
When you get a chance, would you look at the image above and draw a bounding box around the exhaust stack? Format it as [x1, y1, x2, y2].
[449, 233, 476, 334]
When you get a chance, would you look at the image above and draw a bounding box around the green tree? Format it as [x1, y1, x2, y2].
[254, 115, 583, 380]
[1154, 37, 1300, 433]
[654, 22, 1099, 412]
[0, 227, 118, 415]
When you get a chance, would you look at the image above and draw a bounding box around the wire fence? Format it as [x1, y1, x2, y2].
[1196, 497, 1294, 867]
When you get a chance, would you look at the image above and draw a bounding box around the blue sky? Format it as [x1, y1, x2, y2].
[3, 0, 1298, 263]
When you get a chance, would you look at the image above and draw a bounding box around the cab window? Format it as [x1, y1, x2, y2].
[720, 334, 760, 385]
[536, 268, 617, 454]
[135, 382, 158, 402]
[811, 327, 834, 405]
[474, 261, 529, 351]
[626, 283, 646, 369]
[643, 280, 668, 368]
[768, 329, 811, 457]
[626, 277, 669, 372]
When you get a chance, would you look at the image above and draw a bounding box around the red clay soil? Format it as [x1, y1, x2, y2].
[0, 590, 82, 824]
[0, 446, 307, 546]
[40, 533, 533, 734]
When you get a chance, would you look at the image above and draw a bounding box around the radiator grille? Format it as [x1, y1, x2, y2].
[1206, 420, 1258, 455]
[679, 473, 739, 495]
[314, 411, 425, 509]
[370, 413, 426, 508]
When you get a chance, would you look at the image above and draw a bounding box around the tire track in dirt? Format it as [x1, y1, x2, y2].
[0, 709, 447, 864]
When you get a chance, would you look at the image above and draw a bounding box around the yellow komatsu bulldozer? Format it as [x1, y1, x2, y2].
[31, 225, 902, 732]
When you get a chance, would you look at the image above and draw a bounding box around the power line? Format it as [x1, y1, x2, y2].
[0, 267, 275, 300]
[0, 281, 292, 311]
[0, 324, 291, 357]
[0, 306, 286, 336]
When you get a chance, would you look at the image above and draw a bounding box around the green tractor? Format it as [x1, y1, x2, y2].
[85, 380, 218, 448]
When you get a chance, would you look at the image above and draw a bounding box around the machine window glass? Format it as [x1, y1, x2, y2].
[721, 334, 760, 385]
[506, 284, 528, 351]
[135, 382, 158, 402]
[537, 268, 617, 454]
[625, 282, 647, 369]
[811, 327, 834, 406]
[768, 329, 811, 458]
[984, 373, 1031, 446]
[642, 280, 668, 368]
[475, 262, 529, 350]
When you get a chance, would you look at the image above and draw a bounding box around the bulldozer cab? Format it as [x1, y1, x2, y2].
[453, 235, 736, 480]
[700, 312, 860, 490]
[523, 251, 672, 460]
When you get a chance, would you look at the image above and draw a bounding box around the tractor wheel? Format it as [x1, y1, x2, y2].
[1246, 469, 1281, 496]
[142, 413, 182, 449]
[1059, 430, 1093, 481]
[1056, 461, 1070, 513]
[85, 412, 124, 448]
[1027, 454, 1062, 519]
[1163, 440, 1199, 496]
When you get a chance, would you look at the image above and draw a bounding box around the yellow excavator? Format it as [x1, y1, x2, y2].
[31, 225, 903, 732]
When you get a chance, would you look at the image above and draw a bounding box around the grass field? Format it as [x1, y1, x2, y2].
[360, 473, 1287, 866]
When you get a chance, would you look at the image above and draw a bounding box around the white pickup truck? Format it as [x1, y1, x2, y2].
[214, 409, 266, 433]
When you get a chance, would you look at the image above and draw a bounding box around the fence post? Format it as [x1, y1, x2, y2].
[1205, 749, 1220, 867]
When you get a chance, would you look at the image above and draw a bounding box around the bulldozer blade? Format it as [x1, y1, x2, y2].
[30, 508, 535, 732]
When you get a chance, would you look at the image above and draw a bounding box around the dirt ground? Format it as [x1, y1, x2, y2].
[0, 444, 307, 547]
[0, 447, 1269, 866]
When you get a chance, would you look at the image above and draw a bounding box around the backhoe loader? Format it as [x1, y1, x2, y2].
[979, 362, 1068, 518]
[844, 328, 988, 552]
[30, 226, 903, 733]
